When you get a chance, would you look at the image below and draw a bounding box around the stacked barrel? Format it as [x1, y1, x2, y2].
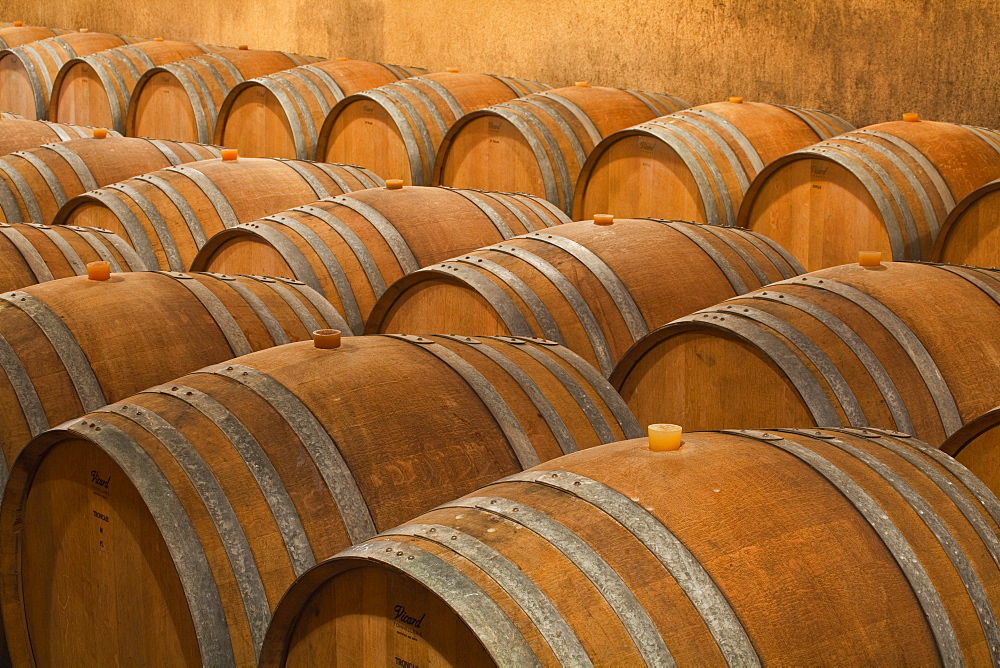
[0, 15, 997, 668]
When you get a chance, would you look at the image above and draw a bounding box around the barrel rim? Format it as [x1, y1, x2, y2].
[930, 178, 1000, 263]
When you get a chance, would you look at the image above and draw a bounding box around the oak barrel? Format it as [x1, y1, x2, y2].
[261, 428, 1000, 667]
[0, 134, 221, 225]
[739, 118, 1000, 270]
[0, 115, 118, 155]
[0, 25, 70, 50]
[214, 59, 428, 160]
[125, 48, 324, 143]
[574, 99, 855, 224]
[0, 334, 638, 665]
[0, 31, 137, 120]
[191, 183, 570, 333]
[52, 155, 382, 271]
[367, 217, 804, 376]
[433, 83, 690, 212]
[315, 71, 550, 185]
[49, 39, 226, 133]
[932, 178, 1000, 268]
[611, 260, 1000, 493]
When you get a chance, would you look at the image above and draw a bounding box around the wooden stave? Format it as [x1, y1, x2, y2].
[932, 178, 1000, 268]
[0, 333, 640, 665]
[190, 185, 570, 334]
[0, 115, 120, 155]
[51, 156, 383, 271]
[0, 26, 71, 50]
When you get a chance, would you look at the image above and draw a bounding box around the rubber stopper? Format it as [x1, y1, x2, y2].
[86, 261, 111, 281]
[385, 179, 404, 190]
[13, 21, 23, 27]
[336, 56, 348, 61]
[648, 424, 683, 451]
[903, 112, 920, 123]
[594, 213, 614, 226]
[92, 128, 108, 139]
[238, 44, 249, 50]
[79, 28, 89, 33]
[575, 81, 589, 87]
[445, 67, 459, 73]
[313, 329, 342, 349]
[729, 96, 743, 103]
[221, 148, 238, 161]
[858, 250, 882, 267]
[153, 37, 164, 42]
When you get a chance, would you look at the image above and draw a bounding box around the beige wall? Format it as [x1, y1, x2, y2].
[5, 1, 997, 128]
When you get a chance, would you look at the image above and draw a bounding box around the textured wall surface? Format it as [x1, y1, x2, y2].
[3, 0, 998, 128]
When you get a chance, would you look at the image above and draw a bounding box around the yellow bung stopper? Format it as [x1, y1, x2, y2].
[445, 67, 459, 73]
[92, 128, 108, 139]
[594, 213, 614, 226]
[79, 27, 90, 33]
[86, 261, 111, 281]
[238, 44, 249, 50]
[153, 37, 164, 42]
[903, 112, 920, 123]
[648, 424, 683, 452]
[13, 21, 23, 27]
[221, 148, 238, 161]
[385, 179, 404, 190]
[575, 81, 590, 87]
[729, 96, 743, 103]
[859, 250, 882, 267]
[313, 329, 342, 349]
[336, 57, 348, 61]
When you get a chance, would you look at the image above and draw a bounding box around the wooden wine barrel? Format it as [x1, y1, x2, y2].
[932, 178, 1000, 268]
[739, 117, 1000, 271]
[0, 115, 118, 155]
[942, 407, 1000, 491]
[191, 183, 570, 333]
[573, 99, 855, 224]
[315, 71, 551, 185]
[0, 269, 347, 482]
[0, 31, 138, 120]
[125, 48, 324, 143]
[0, 135, 221, 225]
[611, 260, 1000, 492]
[0, 25, 70, 50]
[260, 428, 1000, 667]
[52, 155, 382, 271]
[214, 59, 428, 160]
[0, 222, 147, 291]
[433, 83, 690, 212]
[367, 217, 803, 376]
[0, 334, 639, 666]
[49, 40, 227, 133]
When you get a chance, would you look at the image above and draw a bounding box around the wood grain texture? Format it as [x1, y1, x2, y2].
[0, 26, 70, 50]
[933, 179, 1000, 268]
[0, 116, 118, 155]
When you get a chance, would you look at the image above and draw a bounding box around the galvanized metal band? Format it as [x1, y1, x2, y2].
[443, 187, 517, 239]
[677, 310, 842, 425]
[162, 62, 212, 142]
[9, 46, 47, 117]
[934, 263, 1000, 310]
[0, 158, 43, 223]
[488, 242, 615, 376]
[328, 194, 419, 273]
[360, 89, 428, 184]
[200, 52, 244, 85]
[99, 402, 271, 653]
[33, 224, 87, 274]
[338, 539, 539, 666]
[47, 36, 77, 59]
[730, 429, 962, 665]
[0, 328, 46, 443]
[516, 95, 589, 168]
[207, 272, 290, 345]
[250, 218, 324, 291]
[473, 190, 538, 232]
[407, 77, 463, 120]
[103, 181, 182, 270]
[389, 80, 452, 140]
[386, 335, 541, 468]
[502, 468, 760, 666]
[165, 164, 239, 230]
[536, 92, 603, 146]
[504, 101, 576, 210]
[679, 107, 765, 174]
[779, 105, 836, 140]
[964, 125, 1000, 162]
[278, 75, 322, 152]
[87, 53, 128, 127]
[258, 79, 309, 159]
[342, 163, 383, 190]
[11, 149, 67, 207]
[296, 203, 388, 299]
[297, 64, 345, 105]
[626, 88, 674, 116]
[488, 73, 538, 96]
[862, 130, 956, 209]
[195, 362, 376, 543]
[64, 416, 235, 665]
[511, 191, 571, 226]
[640, 122, 722, 226]
[443, 496, 672, 665]
[253, 276, 322, 333]
[145, 138, 184, 166]
[524, 231, 648, 341]
[309, 161, 354, 194]
[384, 522, 591, 665]
[691, 223, 773, 286]
[782, 275, 963, 434]
[44, 141, 100, 191]
[726, 227, 805, 278]
[1, 289, 106, 410]
[143, 383, 315, 575]
[437, 335, 578, 454]
[133, 171, 210, 248]
[33, 41, 65, 91]
[273, 158, 330, 199]
[44, 121, 75, 141]
[453, 255, 563, 342]
[741, 292, 913, 433]
[119, 44, 155, 71]
[0, 225, 54, 282]
[272, 276, 350, 332]
[66, 226, 130, 271]
[156, 271, 252, 356]
[667, 112, 753, 191]
[659, 221, 748, 293]
[486, 106, 561, 205]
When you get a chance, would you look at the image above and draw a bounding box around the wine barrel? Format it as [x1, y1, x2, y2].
[0, 269, 347, 482]
[611, 260, 1000, 492]
[315, 71, 550, 185]
[215, 59, 428, 160]
[574, 98, 855, 224]
[0, 222, 147, 291]
[0, 115, 118, 155]
[739, 116, 1000, 271]
[0, 334, 639, 666]
[49, 39, 227, 133]
[942, 407, 1000, 490]
[0, 31, 138, 120]
[433, 83, 690, 213]
[367, 217, 803, 376]
[932, 178, 1000, 268]
[0, 134, 221, 225]
[125, 48, 324, 143]
[261, 428, 1000, 667]
[0, 25, 70, 49]
[191, 183, 570, 333]
[52, 155, 382, 271]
